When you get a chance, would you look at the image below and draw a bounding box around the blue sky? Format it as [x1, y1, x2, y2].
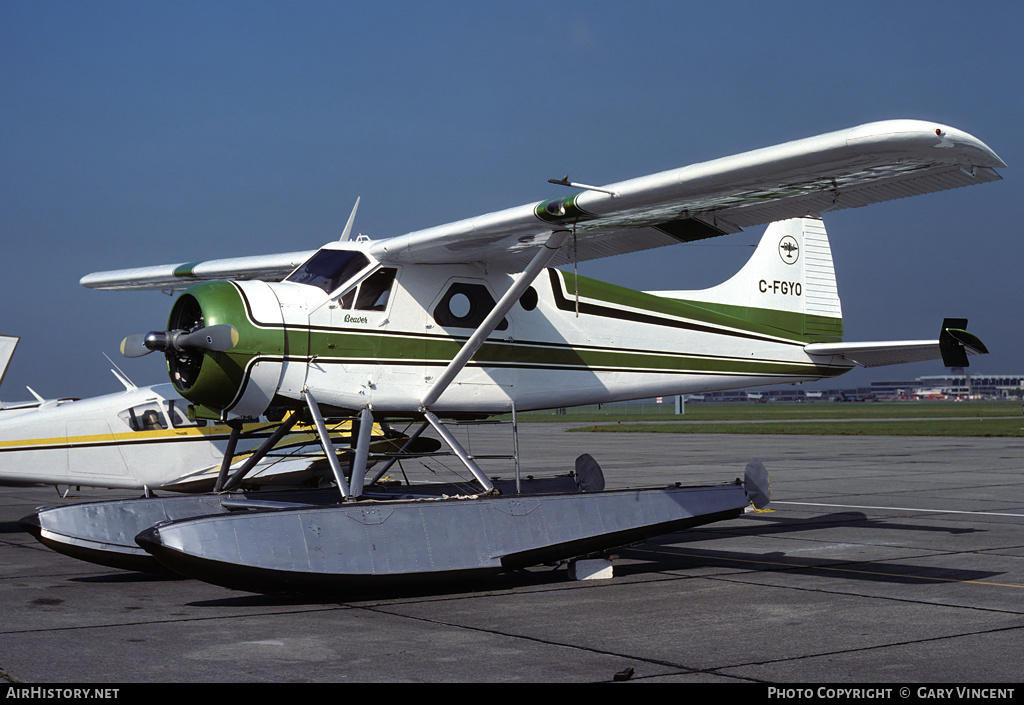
[2, 1, 1021, 400]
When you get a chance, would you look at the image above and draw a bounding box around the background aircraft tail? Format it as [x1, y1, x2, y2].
[650, 217, 844, 342]
[0, 335, 18, 392]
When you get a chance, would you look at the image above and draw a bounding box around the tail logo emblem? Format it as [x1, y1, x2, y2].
[778, 236, 800, 265]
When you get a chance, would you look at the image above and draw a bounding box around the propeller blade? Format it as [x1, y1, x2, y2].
[121, 325, 237, 359]
[176, 324, 238, 353]
[120, 334, 155, 358]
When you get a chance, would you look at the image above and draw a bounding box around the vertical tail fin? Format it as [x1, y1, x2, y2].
[0, 335, 18, 393]
[650, 217, 843, 341]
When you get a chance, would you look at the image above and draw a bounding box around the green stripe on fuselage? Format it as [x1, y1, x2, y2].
[211, 272, 847, 399]
[298, 329, 842, 380]
[552, 269, 843, 343]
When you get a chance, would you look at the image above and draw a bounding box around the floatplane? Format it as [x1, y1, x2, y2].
[22, 120, 1001, 593]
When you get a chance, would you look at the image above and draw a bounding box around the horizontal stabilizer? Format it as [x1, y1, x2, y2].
[804, 319, 987, 368]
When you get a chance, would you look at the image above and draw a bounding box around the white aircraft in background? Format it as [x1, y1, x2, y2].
[0, 338, 418, 495]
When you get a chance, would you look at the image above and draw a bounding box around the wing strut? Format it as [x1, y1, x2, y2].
[414, 232, 569, 494]
[421, 231, 570, 409]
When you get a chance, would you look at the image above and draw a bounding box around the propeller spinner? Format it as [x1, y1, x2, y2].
[120, 324, 239, 358]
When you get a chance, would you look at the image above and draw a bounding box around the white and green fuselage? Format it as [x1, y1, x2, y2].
[170, 218, 851, 420]
[88, 120, 1001, 423]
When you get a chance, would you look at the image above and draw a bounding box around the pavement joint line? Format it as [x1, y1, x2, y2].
[618, 556, 1024, 672]
[634, 547, 1024, 590]
[356, 603, 765, 684]
[0, 604, 358, 637]
[705, 621, 1024, 671]
[774, 501, 1024, 518]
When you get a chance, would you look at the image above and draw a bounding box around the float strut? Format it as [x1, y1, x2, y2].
[367, 420, 430, 485]
[348, 407, 374, 498]
[221, 413, 299, 492]
[302, 390, 350, 499]
[213, 420, 244, 492]
[423, 411, 494, 493]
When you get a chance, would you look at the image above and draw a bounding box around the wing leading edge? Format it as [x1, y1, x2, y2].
[370, 120, 1003, 271]
[81, 119, 1004, 290]
[79, 251, 317, 293]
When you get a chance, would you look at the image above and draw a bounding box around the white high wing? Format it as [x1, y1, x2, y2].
[83, 120, 1004, 291]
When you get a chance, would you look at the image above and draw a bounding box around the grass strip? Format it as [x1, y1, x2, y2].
[567, 418, 1024, 437]
[516, 401, 1021, 423]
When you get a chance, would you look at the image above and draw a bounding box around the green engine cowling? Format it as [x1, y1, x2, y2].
[166, 280, 288, 420]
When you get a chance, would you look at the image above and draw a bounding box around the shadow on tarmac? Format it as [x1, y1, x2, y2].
[623, 512, 1001, 585]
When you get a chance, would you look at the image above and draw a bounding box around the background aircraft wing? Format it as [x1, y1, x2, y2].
[369, 120, 1004, 272]
[80, 250, 316, 292]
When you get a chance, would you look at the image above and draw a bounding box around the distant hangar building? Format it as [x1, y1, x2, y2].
[868, 373, 1024, 399]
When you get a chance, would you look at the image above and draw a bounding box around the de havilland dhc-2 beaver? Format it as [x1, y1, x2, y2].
[21, 120, 1002, 594]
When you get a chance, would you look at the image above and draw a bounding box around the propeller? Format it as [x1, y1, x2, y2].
[120, 324, 239, 359]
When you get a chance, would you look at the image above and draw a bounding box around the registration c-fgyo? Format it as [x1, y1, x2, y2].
[759, 279, 802, 295]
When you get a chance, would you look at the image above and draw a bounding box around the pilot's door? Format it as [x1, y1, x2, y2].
[306, 264, 398, 398]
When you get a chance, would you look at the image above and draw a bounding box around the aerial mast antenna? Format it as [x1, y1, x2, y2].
[547, 175, 618, 197]
[339, 197, 361, 241]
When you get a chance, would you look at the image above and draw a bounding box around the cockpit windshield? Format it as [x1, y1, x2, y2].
[286, 249, 370, 293]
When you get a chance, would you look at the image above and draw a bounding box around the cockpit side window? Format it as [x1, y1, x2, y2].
[286, 250, 370, 293]
[118, 403, 168, 432]
[335, 267, 398, 311]
[166, 400, 204, 428]
[354, 268, 397, 311]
